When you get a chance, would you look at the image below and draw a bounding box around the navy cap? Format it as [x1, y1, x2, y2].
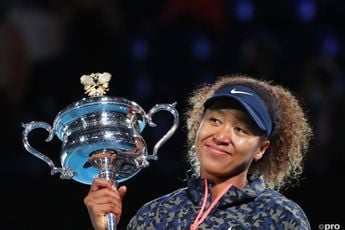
[204, 85, 272, 136]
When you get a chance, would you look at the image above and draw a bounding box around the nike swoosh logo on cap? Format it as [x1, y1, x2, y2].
[230, 88, 253, 96]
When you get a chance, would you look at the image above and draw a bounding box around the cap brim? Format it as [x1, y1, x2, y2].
[204, 95, 266, 132]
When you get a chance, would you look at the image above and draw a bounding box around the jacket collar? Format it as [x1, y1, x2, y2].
[187, 175, 266, 208]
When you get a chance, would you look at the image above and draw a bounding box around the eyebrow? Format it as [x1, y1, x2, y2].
[207, 108, 262, 133]
[207, 108, 248, 122]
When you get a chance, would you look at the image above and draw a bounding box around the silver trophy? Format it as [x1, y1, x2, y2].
[22, 72, 179, 230]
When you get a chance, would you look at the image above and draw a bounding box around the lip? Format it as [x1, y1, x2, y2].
[205, 144, 231, 156]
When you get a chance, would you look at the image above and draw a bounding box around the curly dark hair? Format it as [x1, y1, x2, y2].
[184, 74, 313, 191]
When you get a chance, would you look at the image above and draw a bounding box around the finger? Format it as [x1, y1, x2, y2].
[86, 192, 122, 215]
[89, 178, 113, 192]
[87, 189, 119, 204]
[118, 186, 127, 200]
[87, 202, 117, 216]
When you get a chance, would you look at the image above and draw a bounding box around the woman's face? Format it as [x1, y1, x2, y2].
[196, 100, 270, 182]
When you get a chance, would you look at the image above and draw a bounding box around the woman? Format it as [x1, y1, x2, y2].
[84, 74, 313, 229]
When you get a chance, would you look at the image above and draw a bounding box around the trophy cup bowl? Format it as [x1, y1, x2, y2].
[22, 73, 179, 229]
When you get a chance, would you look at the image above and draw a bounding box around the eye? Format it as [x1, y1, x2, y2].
[209, 117, 221, 125]
[234, 126, 248, 135]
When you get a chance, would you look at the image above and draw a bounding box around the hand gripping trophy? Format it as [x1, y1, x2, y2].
[22, 73, 179, 230]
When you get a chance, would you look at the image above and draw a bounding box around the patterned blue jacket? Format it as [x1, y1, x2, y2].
[127, 175, 310, 229]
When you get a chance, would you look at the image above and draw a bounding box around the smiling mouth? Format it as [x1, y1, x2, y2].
[206, 145, 231, 156]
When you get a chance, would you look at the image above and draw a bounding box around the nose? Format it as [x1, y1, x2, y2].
[213, 128, 231, 145]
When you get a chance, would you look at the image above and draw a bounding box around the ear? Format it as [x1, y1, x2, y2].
[254, 139, 270, 161]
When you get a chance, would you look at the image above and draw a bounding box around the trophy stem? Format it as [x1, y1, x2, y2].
[88, 149, 118, 230]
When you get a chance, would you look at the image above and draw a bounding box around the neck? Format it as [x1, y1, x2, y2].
[207, 174, 248, 200]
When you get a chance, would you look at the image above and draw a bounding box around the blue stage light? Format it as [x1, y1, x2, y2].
[192, 36, 212, 61]
[235, 0, 254, 22]
[321, 34, 339, 58]
[297, 0, 316, 22]
[131, 37, 149, 61]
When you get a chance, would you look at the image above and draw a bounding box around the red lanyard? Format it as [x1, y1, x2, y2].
[190, 179, 233, 230]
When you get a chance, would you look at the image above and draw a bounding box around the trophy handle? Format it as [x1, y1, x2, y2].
[144, 102, 179, 160]
[22, 121, 74, 179]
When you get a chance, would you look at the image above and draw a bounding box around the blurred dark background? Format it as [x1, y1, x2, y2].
[1, 0, 344, 229]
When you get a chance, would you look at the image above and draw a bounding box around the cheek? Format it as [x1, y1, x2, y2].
[195, 124, 210, 154]
[233, 137, 259, 152]
[195, 122, 208, 142]
[195, 130, 204, 153]
[240, 139, 264, 157]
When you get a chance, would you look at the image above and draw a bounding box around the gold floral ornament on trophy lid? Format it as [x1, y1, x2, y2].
[80, 72, 112, 97]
